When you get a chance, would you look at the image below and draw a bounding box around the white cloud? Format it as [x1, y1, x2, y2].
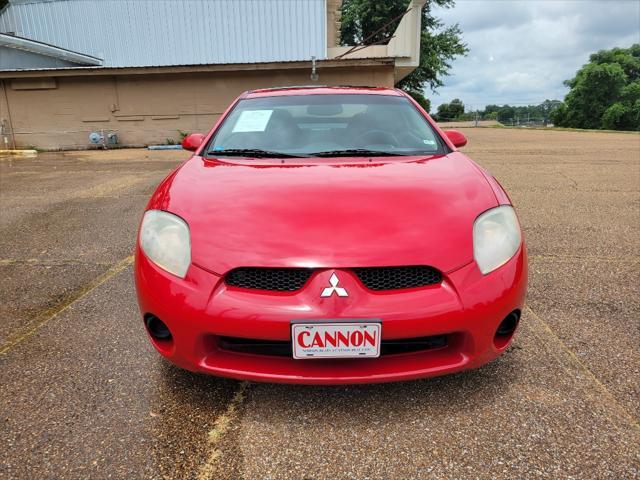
[428, 0, 640, 110]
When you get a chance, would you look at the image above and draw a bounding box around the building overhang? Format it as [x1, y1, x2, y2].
[0, 57, 395, 79]
[0, 33, 103, 67]
[327, 0, 427, 83]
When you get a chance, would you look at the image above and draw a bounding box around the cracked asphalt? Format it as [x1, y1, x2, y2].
[1, 129, 639, 479]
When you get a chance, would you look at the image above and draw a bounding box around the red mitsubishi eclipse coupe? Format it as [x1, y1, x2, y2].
[135, 86, 527, 384]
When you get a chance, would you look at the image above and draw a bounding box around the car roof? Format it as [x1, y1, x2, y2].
[243, 85, 403, 99]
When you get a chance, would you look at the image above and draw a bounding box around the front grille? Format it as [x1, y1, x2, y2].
[352, 266, 442, 291]
[218, 334, 448, 357]
[225, 267, 314, 292]
[380, 335, 447, 355]
[219, 337, 292, 356]
[224, 266, 442, 292]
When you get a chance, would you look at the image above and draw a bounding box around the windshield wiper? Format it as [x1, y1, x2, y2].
[309, 149, 408, 157]
[206, 148, 309, 158]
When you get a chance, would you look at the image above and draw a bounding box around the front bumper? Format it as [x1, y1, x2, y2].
[134, 246, 527, 384]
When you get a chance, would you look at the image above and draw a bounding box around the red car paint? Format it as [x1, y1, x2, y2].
[135, 86, 527, 384]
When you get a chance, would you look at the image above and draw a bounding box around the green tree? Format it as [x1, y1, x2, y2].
[602, 103, 632, 130]
[497, 105, 515, 123]
[589, 45, 640, 81]
[340, 0, 468, 98]
[550, 103, 568, 126]
[632, 100, 640, 128]
[448, 98, 464, 118]
[621, 80, 640, 104]
[539, 100, 563, 120]
[407, 90, 431, 112]
[553, 44, 640, 130]
[435, 103, 451, 120]
[433, 98, 464, 121]
[483, 104, 500, 115]
[481, 102, 561, 124]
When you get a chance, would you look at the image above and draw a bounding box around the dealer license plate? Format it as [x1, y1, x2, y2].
[291, 322, 381, 359]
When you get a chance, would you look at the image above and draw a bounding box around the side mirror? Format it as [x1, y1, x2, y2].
[444, 130, 467, 148]
[181, 133, 205, 152]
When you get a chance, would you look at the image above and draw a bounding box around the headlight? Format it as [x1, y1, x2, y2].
[473, 205, 521, 274]
[140, 210, 191, 278]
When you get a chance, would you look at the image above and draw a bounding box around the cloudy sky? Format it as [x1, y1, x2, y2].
[429, 0, 640, 109]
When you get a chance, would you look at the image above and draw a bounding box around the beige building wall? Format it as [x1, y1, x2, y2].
[326, 0, 343, 48]
[0, 80, 14, 149]
[0, 62, 394, 150]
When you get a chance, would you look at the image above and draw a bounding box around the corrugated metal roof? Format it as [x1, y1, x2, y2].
[0, 0, 327, 68]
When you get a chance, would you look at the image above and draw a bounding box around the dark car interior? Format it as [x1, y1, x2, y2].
[208, 94, 443, 156]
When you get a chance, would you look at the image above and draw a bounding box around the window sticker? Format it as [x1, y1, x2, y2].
[232, 110, 273, 133]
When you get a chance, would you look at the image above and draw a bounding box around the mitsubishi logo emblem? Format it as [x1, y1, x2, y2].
[321, 273, 348, 297]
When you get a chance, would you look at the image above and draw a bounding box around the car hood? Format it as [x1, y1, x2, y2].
[155, 154, 498, 274]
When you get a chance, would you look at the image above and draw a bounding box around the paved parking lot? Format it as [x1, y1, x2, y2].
[1, 129, 639, 479]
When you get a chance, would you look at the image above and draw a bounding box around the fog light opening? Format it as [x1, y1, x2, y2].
[494, 310, 520, 349]
[145, 314, 172, 341]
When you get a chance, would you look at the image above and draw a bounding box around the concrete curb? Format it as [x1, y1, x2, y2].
[0, 149, 38, 157]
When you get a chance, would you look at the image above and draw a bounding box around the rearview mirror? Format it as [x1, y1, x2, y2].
[444, 130, 467, 148]
[181, 133, 205, 151]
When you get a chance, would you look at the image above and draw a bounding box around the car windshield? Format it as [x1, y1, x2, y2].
[205, 94, 445, 158]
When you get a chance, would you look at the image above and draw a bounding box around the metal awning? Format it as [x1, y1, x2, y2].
[0, 33, 103, 66]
